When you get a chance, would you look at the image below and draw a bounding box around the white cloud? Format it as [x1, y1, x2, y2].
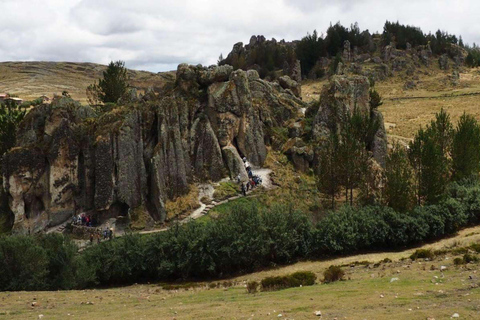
[0, 0, 478, 72]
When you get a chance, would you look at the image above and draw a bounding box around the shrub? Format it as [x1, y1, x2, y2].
[383, 258, 392, 263]
[323, 265, 344, 283]
[246, 281, 259, 294]
[212, 181, 239, 201]
[261, 271, 316, 291]
[463, 253, 479, 263]
[410, 249, 435, 261]
[470, 243, 480, 253]
[453, 257, 464, 265]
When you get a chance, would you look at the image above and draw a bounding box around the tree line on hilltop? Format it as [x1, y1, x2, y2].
[221, 20, 480, 79]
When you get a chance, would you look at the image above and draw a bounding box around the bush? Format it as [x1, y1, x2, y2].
[212, 181, 239, 201]
[453, 257, 464, 265]
[246, 281, 259, 294]
[410, 249, 435, 261]
[261, 271, 316, 291]
[323, 265, 344, 283]
[470, 243, 480, 253]
[463, 253, 479, 263]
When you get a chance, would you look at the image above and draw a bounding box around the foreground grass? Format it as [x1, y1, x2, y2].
[2, 226, 480, 319]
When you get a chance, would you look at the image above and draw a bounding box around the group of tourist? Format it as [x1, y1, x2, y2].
[238, 157, 263, 196]
[72, 213, 95, 227]
[89, 226, 114, 244]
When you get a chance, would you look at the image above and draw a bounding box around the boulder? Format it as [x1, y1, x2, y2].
[222, 146, 248, 181]
[278, 76, 301, 98]
[439, 54, 449, 70]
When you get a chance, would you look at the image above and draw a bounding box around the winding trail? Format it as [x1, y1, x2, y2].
[139, 168, 273, 233]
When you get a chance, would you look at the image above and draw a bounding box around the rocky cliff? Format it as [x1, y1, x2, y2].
[2, 64, 307, 233]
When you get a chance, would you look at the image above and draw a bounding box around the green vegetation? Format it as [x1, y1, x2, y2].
[86, 60, 129, 105]
[382, 21, 460, 54]
[4, 176, 480, 292]
[212, 181, 239, 201]
[0, 100, 26, 233]
[246, 281, 259, 294]
[465, 47, 480, 67]
[323, 265, 345, 283]
[410, 249, 435, 260]
[260, 271, 316, 291]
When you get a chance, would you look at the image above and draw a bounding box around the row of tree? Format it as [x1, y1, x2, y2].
[388, 110, 480, 211]
[317, 105, 480, 213]
[382, 21, 462, 55]
[2, 179, 480, 291]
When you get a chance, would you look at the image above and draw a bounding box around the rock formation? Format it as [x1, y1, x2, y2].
[3, 64, 307, 233]
[312, 75, 387, 167]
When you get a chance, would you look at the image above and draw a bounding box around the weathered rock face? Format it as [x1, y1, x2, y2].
[438, 54, 450, 70]
[3, 64, 308, 233]
[312, 75, 387, 167]
[343, 40, 352, 62]
[313, 76, 371, 140]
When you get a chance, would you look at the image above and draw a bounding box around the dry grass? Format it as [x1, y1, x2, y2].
[2, 225, 480, 320]
[302, 66, 480, 140]
[0, 61, 175, 104]
[165, 185, 200, 221]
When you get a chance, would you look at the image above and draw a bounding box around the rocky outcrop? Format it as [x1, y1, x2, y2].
[343, 40, 352, 62]
[312, 75, 387, 167]
[278, 76, 301, 98]
[3, 64, 308, 233]
[438, 54, 450, 70]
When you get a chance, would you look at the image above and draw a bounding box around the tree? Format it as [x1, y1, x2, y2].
[87, 60, 129, 104]
[338, 109, 370, 205]
[452, 113, 480, 180]
[384, 143, 415, 212]
[316, 133, 342, 209]
[408, 110, 453, 204]
[0, 100, 26, 157]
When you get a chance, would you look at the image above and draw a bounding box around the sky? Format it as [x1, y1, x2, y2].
[0, 0, 479, 72]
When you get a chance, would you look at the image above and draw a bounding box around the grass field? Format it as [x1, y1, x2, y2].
[0, 61, 174, 103]
[1, 225, 479, 319]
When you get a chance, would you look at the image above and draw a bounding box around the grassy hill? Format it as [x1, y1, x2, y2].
[0, 61, 175, 103]
[303, 65, 480, 144]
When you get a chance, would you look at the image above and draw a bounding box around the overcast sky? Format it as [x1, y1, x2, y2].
[1, 0, 479, 72]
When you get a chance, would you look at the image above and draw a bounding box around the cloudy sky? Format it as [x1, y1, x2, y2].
[0, 0, 479, 72]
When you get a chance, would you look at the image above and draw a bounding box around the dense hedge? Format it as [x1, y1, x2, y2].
[1, 180, 480, 291]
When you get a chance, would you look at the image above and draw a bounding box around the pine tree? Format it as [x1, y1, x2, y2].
[316, 133, 342, 209]
[98, 61, 129, 103]
[384, 143, 415, 212]
[408, 110, 453, 204]
[452, 113, 480, 180]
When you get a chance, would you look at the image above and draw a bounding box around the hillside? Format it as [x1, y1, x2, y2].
[2, 224, 479, 319]
[0, 61, 175, 103]
[303, 60, 480, 144]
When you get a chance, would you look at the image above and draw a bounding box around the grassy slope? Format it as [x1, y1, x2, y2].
[2, 225, 479, 319]
[303, 66, 480, 143]
[0, 61, 175, 103]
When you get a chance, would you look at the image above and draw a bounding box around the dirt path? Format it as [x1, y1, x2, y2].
[136, 168, 273, 236]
